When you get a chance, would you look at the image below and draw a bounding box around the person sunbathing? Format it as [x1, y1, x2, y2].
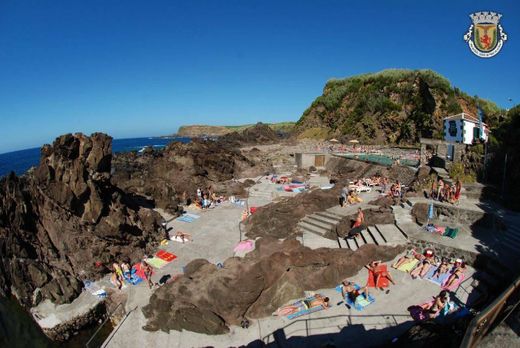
[444, 259, 465, 289]
[432, 259, 450, 279]
[121, 262, 131, 278]
[423, 290, 450, 319]
[393, 249, 421, 269]
[347, 208, 365, 238]
[341, 280, 370, 303]
[451, 180, 462, 203]
[410, 249, 435, 279]
[430, 180, 438, 200]
[273, 294, 330, 316]
[367, 260, 396, 289]
[347, 191, 362, 204]
[173, 231, 192, 243]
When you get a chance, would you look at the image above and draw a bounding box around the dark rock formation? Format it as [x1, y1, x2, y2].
[335, 208, 395, 239]
[219, 122, 281, 146]
[0, 133, 163, 308]
[112, 139, 272, 213]
[245, 186, 342, 239]
[142, 238, 404, 334]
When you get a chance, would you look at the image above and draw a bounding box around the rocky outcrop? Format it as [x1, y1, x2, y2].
[219, 122, 281, 146]
[112, 139, 272, 213]
[142, 238, 404, 334]
[0, 133, 163, 308]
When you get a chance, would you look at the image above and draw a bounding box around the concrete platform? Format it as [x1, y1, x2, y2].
[102, 253, 476, 348]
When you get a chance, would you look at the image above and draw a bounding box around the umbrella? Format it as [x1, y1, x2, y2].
[329, 138, 339, 143]
[349, 139, 360, 144]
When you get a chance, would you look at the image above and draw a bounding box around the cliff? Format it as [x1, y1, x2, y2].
[176, 122, 295, 137]
[0, 133, 163, 308]
[295, 69, 502, 144]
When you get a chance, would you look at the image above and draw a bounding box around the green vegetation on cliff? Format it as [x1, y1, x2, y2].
[177, 122, 295, 137]
[295, 69, 503, 144]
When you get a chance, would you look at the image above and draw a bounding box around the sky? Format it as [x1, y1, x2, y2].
[0, 0, 519, 153]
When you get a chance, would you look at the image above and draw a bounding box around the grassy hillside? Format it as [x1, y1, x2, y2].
[295, 69, 502, 144]
[177, 122, 295, 137]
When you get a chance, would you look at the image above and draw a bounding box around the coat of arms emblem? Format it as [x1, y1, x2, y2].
[464, 12, 507, 58]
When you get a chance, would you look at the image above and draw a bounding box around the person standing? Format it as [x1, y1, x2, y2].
[340, 186, 348, 207]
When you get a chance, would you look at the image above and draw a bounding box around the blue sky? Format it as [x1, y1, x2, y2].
[0, 1, 518, 153]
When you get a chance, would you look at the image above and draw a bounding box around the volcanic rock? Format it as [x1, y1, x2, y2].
[0, 133, 163, 308]
[112, 139, 272, 213]
[142, 237, 404, 334]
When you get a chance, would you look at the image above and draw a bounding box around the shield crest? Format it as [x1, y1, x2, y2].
[473, 23, 498, 52]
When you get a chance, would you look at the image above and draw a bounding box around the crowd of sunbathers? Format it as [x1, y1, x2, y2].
[340, 175, 404, 208]
[429, 178, 462, 204]
[392, 248, 466, 290]
[179, 187, 227, 210]
[273, 251, 466, 322]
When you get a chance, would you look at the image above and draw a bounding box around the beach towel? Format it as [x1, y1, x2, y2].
[145, 257, 168, 269]
[442, 273, 465, 291]
[443, 227, 459, 239]
[320, 185, 334, 190]
[250, 207, 258, 214]
[184, 213, 200, 219]
[176, 215, 194, 223]
[335, 284, 375, 311]
[124, 269, 143, 285]
[170, 235, 192, 243]
[234, 240, 254, 253]
[287, 305, 325, 320]
[394, 258, 419, 273]
[156, 250, 177, 262]
[367, 264, 390, 288]
[84, 280, 107, 297]
[424, 266, 451, 286]
[133, 263, 154, 279]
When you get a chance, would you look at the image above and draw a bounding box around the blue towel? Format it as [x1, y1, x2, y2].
[425, 266, 451, 286]
[176, 216, 194, 223]
[335, 284, 375, 311]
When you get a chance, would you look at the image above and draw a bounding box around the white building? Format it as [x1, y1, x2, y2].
[443, 112, 489, 145]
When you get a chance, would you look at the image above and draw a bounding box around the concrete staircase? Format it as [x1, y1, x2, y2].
[432, 166, 451, 182]
[297, 210, 347, 249]
[338, 224, 409, 250]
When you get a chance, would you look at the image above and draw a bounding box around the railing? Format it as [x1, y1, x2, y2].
[85, 302, 125, 348]
[261, 313, 410, 344]
[460, 274, 520, 348]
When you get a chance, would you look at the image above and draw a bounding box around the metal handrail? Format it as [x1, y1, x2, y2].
[262, 313, 410, 344]
[85, 302, 124, 348]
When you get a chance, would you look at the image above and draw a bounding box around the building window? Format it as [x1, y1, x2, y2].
[449, 121, 457, 137]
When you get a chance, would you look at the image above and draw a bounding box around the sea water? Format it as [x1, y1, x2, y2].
[0, 136, 190, 177]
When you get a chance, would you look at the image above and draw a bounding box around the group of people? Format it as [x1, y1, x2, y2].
[191, 187, 226, 209]
[429, 178, 462, 204]
[392, 248, 466, 290]
[340, 186, 363, 207]
[110, 259, 154, 290]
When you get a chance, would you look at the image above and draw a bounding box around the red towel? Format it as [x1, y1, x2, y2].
[367, 264, 390, 288]
[156, 250, 177, 262]
[250, 207, 258, 214]
[133, 263, 153, 280]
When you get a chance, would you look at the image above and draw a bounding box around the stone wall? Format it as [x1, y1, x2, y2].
[406, 238, 478, 265]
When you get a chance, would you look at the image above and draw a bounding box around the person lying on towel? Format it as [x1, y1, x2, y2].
[340, 280, 370, 303]
[273, 294, 330, 316]
[443, 259, 466, 289]
[422, 290, 452, 319]
[431, 258, 451, 280]
[366, 260, 396, 289]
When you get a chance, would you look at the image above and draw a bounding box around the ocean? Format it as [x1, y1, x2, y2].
[0, 136, 190, 178]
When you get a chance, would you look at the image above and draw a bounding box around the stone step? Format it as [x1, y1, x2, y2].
[367, 226, 386, 246]
[301, 231, 339, 249]
[338, 237, 349, 249]
[375, 224, 408, 245]
[297, 221, 329, 237]
[360, 229, 376, 245]
[301, 216, 335, 231]
[355, 233, 366, 248]
[315, 211, 343, 222]
[306, 214, 339, 227]
[345, 237, 358, 251]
